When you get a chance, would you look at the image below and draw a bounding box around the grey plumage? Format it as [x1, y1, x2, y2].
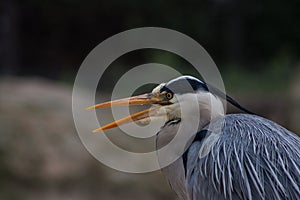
[159, 114, 300, 200]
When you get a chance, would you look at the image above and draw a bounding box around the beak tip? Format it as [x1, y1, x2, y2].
[86, 106, 94, 110]
[92, 129, 101, 133]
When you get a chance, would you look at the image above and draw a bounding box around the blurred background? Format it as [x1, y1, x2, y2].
[0, 0, 300, 199]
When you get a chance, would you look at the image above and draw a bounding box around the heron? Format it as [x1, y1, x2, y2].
[87, 75, 300, 200]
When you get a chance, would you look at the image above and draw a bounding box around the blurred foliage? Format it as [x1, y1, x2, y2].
[0, 0, 299, 89]
[222, 49, 296, 94]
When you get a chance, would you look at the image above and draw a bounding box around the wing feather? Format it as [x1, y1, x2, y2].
[186, 114, 300, 200]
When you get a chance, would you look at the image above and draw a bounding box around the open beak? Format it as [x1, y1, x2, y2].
[86, 93, 169, 133]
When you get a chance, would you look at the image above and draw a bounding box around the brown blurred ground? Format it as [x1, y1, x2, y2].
[0, 77, 175, 200]
[0, 76, 299, 200]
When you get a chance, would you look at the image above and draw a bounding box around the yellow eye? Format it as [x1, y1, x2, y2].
[166, 92, 173, 100]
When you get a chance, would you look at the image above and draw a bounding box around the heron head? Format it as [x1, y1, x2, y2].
[86, 76, 225, 132]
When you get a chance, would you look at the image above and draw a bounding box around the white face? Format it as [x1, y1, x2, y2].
[150, 84, 225, 124]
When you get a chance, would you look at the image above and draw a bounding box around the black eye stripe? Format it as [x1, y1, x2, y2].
[159, 77, 209, 95]
[158, 76, 254, 114]
[160, 86, 173, 93]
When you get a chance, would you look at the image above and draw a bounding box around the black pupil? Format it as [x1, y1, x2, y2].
[167, 93, 172, 99]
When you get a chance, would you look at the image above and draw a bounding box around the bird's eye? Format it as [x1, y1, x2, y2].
[166, 92, 173, 100]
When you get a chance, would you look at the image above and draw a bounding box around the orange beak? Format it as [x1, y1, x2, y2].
[86, 93, 169, 133]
